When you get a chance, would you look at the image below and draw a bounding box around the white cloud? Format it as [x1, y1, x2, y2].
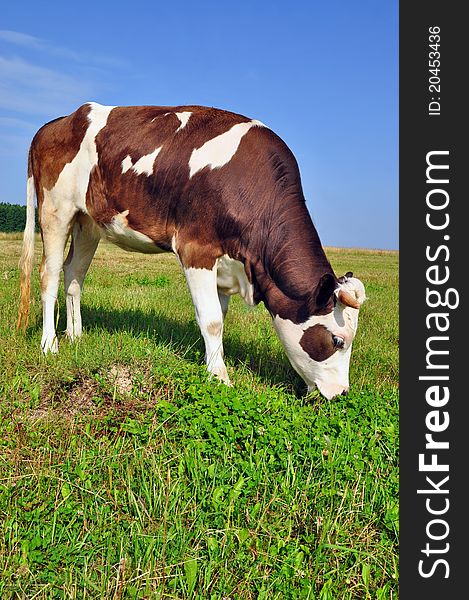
[0, 30, 43, 48]
[0, 29, 127, 67]
[0, 30, 129, 119]
[0, 56, 95, 116]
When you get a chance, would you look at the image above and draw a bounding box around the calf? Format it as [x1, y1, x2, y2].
[17, 102, 366, 398]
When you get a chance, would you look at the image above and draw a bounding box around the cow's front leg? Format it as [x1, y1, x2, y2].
[184, 265, 230, 384]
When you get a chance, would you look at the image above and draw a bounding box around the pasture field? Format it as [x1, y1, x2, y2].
[0, 234, 398, 599]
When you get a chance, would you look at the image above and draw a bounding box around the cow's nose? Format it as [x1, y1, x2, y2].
[341, 387, 349, 396]
[316, 381, 350, 400]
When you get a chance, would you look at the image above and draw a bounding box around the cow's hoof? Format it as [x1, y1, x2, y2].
[65, 329, 82, 342]
[210, 366, 232, 386]
[41, 335, 58, 354]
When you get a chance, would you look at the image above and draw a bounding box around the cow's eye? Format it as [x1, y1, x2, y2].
[332, 335, 345, 349]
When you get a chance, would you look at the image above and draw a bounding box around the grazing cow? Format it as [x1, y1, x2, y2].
[17, 103, 366, 399]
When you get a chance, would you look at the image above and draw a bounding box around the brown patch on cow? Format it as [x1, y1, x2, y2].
[207, 321, 222, 337]
[85, 165, 116, 227]
[177, 239, 220, 270]
[299, 324, 337, 362]
[29, 104, 92, 200]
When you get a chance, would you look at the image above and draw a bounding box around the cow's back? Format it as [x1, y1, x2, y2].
[30, 103, 306, 265]
[85, 104, 299, 262]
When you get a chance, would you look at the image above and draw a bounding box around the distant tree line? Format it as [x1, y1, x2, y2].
[0, 203, 39, 232]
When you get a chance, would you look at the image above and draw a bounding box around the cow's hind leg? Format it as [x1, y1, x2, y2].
[40, 215, 74, 353]
[218, 291, 230, 321]
[63, 215, 100, 341]
[184, 265, 230, 384]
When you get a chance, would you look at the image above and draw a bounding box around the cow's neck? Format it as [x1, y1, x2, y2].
[240, 200, 335, 322]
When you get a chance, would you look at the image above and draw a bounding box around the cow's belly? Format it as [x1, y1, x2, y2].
[99, 210, 166, 254]
[216, 255, 255, 305]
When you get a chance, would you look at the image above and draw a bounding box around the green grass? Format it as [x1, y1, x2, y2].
[0, 236, 398, 599]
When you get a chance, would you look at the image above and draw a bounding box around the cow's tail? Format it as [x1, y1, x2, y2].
[17, 152, 36, 331]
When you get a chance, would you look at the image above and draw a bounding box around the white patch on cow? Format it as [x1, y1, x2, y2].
[131, 147, 162, 175]
[216, 255, 254, 306]
[170, 233, 179, 255]
[151, 112, 171, 123]
[188, 119, 265, 178]
[175, 111, 192, 131]
[121, 147, 162, 176]
[184, 265, 230, 384]
[121, 155, 132, 173]
[101, 210, 163, 254]
[44, 102, 115, 217]
[272, 284, 364, 400]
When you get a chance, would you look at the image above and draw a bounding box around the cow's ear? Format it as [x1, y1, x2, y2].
[310, 273, 336, 311]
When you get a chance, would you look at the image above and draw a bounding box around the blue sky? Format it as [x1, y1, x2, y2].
[0, 1, 398, 250]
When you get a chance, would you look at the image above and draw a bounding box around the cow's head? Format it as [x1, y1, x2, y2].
[272, 272, 366, 399]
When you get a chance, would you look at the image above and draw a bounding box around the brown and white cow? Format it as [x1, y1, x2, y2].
[17, 102, 366, 399]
